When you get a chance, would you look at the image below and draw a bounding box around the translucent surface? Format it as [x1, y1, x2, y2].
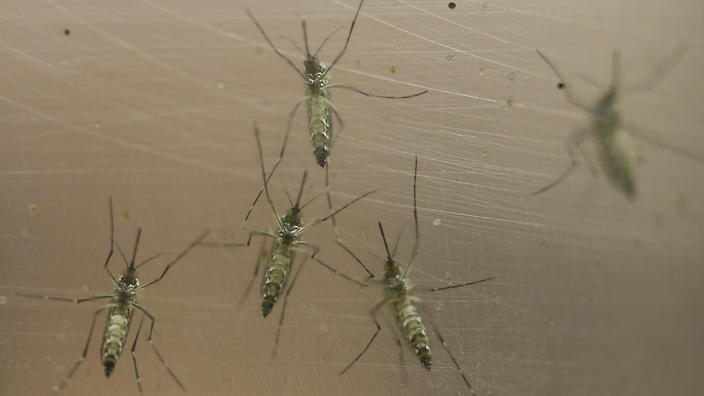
[1, 1, 703, 395]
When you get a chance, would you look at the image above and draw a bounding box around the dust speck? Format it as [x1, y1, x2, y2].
[64, 29, 70, 36]
[446, 54, 454, 62]
[0, 296, 7, 305]
[81, 285, 90, 292]
[389, 65, 396, 74]
[121, 211, 131, 221]
[217, 81, 225, 89]
[29, 203, 38, 213]
[448, 2, 456, 10]
[508, 71, 515, 81]
[432, 218, 442, 226]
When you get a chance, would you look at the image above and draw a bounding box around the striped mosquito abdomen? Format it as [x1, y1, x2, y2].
[395, 295, 432, 369]
[261, 239, 293, 317]
[100, 301, 134, 377]
[305, 64, 332, 168]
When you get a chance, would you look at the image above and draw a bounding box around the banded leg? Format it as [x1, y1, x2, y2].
[419, 276, 495, 294]
[133, 304, 185, 391]
[247, 230, 278, 246]
[324, 165, 374, 278]
[273, 254, 307, 358]
[327, 84, 428, 99]
[242, 104, 304, 229]
[52, 304, 114, 394]
[532, 128, 591, 196]
[432, 323, 477, 396]
[312, 256, 368, 287]
[16, 293, 112, 304]
[339, 298, 389, 375]
[131, 317, 146, 395]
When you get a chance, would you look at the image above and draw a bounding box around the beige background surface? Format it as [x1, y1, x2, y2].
[1, 1, 703, 395]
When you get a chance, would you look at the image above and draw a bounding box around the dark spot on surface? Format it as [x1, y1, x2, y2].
[448, 2, 456, 9]
[557, 82, 565, 89]
[64, 29, 70, 36]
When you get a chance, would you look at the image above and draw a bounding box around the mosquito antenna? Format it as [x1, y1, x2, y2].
[281, 180, 294, 208]
[391, 222, 408, 259]
[378, 222, 393, 260]
[302, 20, 311, 58]
[300, 191, 325, 210]
[254, 124, 283, 227]
[116, 242, 130, 267]
[135, 251, 172, 270]
[128, 228, 142, 269]
[308, 189, 375, 226]
[313, 27, 345, 57]
[295, 171, 308, 208]
[278, 34, 306, 57]
[611, 49, 621, 94]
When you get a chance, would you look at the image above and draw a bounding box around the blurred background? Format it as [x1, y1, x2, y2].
[1, 1, 702, 395]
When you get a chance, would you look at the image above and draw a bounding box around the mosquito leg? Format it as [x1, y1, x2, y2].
[242, 100, 305, 229]
[273, 254, 307, 358]
[16, 293, 112, 304]
[339, 298, 388, 375]
[324, 166, 374, 278]
[104, 196, 118, 284]
[240, 237, 271, 307]
[52, 304, 114, 394]
[248, 230, 278, 246]
[320, 0, 365, 79]
[137, 230, 210, 291]
[130, 317, 146, 395]
[133, 304, 185, 391]
[245, 9, 305, 80]
[432, 323, 477, 396]
[326, 84, 428, 99]
[312, 256, 369, 287]
[296, 241, 319, 259]
[532, 128, 591, 195]
[419, 276, 495, 294]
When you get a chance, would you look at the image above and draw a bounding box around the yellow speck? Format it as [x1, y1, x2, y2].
[0, 296, 7, 305]
[482, 150, 488, 157]
[121, 211, 131, 221]
[81, 285, 90, 292]
[216, 81, 225, 89]
[432, 218, 442, 226]
[389, 65, 396, 74]
[29, 203, 38, 213]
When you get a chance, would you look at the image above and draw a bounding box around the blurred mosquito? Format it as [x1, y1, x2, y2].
[246, 125, 374, 356]
[17, 197, 209, 395]
[336, 156, 493, 395]
[533, 43, 690, 199]
[246, 0, 427, 169]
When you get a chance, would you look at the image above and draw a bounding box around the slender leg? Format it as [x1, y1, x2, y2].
[247, 230, 278, 246]
[137, 230, 210, 291]
[242, 100, 305, 229]
[532, 128, 591, 196]
[324, 165, 374, 278]
[245, 9, 305, 80]
[326, 84, 428, 99]
[312, 256, 368, 287]
[133, 304, 185, 391]
[433, 323, 477, 396]
[240, 237, 271, 307]
[131, 317, 146, 395]
[296, 241, 319, 259]
[419, 276, 495, 294]
[253, 125, 284, 229]
[320, 0, 365, 80]
[52, 304, 114, 394]
[402, 156, 420, 279]
[273, 254, 307, 358]
[16, 293, 112, 304]
[104, 196, 118, 284]
[339, 298, 388, 375]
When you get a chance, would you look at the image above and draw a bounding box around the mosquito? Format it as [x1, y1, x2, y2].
[533, 43, 690, 199]
[17, 197, 209, 395]
[246, 0, 428, 168]
[338, 157, 494, 395]
[246, 125, 375, 355]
